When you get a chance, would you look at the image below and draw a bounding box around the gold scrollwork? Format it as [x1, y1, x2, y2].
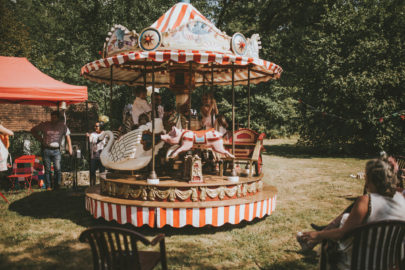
[128, 187, 143, 199]
[102, 179, 263, 202]
[200, 187, 207, 201]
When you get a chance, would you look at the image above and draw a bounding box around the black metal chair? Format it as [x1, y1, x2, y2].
[79, 226, 167, 270]
[320, 220, 405, 270]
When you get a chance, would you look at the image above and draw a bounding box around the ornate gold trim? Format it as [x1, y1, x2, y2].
[101, 180, 262, 202]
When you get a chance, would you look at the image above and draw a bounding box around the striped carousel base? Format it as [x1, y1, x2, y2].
[85, 185, 277, 228]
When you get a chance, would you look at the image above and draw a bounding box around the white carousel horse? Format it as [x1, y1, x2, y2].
[100, 119, 165, 171]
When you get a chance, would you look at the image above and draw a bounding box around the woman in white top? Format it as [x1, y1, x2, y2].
[132, 87, 151, 126]
[86, 122, 106, 186]
[0, 122, 13, 172]
[297, 155, 405, 269]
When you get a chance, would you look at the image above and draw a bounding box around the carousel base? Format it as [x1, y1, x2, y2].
[84, 173, 277, 228]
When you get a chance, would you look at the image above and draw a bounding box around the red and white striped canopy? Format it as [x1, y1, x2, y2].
[151, 1, 214, 34]
[81, 1, 282, 86]
[81, 50, 282, 87]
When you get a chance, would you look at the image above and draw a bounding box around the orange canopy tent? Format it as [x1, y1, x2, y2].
[0, 56, 87, 106]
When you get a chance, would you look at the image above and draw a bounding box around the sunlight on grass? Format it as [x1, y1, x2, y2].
[0, 138, 369, 269]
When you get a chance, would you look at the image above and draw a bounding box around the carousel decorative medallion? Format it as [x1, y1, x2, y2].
[105, 25, 139, 57]
[81, 0, 282, 228]
[231, 33, 247, 56]
[139, 27, 162, 51]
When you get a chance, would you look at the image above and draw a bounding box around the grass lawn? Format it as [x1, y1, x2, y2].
[0, 138, 368, 270]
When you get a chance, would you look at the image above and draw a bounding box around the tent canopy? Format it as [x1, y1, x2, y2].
[0, 56, 87, 106]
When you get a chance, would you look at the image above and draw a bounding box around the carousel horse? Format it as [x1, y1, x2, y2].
[100, 119, 164, 171]
[161, 126, 234, 159]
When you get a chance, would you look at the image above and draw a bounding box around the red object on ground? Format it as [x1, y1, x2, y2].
[0, 56, 87, 106]
[0, 191, 9, 203]
[7, 155, 37, 192]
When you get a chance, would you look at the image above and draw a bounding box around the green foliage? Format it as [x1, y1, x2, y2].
[8, 132, 41, 158]
[1, 0, 404, 153]
[0, 0, 32, 57]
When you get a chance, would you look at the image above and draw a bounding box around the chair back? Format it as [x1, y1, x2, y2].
[396, 155, 405, 188]
[79, 226, 167, 270]
[333, 220, 405, 270]
[11, 162, 33, 176]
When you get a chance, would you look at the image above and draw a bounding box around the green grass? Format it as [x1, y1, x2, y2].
[0, 138, 368, 269]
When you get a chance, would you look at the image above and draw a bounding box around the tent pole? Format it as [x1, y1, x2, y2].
[148, 62, 158, 181]
[231, 63, 237, 177]
[247, 65, 251, 129]
[85, 100, 91, 186]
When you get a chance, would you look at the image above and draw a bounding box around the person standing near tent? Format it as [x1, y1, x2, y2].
[86, 121, 106, 186]
[31, 111, 72, 190]
[0, 122, 13, 172]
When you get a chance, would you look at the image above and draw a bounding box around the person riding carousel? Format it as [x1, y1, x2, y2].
[200, 92, 218, 130]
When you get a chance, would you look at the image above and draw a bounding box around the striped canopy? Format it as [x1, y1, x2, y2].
[81, 2, 282, 87]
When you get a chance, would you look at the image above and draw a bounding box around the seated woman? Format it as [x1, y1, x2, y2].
[297, 155, 405, 269]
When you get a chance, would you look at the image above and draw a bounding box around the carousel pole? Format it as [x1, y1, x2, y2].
[148, 62, 159, 184]
[211, 63, 215, 127]
[110, 66, 113, 118]
[247, 65, 251, 129]
[188, 62, 192, 130]
[229, 63, 239, 182]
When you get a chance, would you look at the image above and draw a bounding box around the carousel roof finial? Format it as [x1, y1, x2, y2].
[180, 0, 190, 3]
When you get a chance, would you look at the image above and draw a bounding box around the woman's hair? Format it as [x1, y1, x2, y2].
[98, 121, 104, 131]
[134, 86, 147, 97]
[138, 113, 150, 125]
[365, 155, 398, 197]
[216, 114, 228, 129]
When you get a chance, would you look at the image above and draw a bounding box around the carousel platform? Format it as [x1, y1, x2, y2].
[85, 172, 277, 228]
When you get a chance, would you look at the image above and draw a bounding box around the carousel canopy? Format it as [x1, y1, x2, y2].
[0, 56, 87, 106]
[81, 1, 282, 88]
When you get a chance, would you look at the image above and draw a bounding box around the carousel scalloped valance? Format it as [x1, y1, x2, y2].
[81, 50, 282, 87]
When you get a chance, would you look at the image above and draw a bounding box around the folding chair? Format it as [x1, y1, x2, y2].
[7, 156, 35, 192]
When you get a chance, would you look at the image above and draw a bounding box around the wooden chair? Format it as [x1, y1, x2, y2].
[79, 226, 168, 270]
[320, 220, 405, 270]
[221, 128, 265, 176]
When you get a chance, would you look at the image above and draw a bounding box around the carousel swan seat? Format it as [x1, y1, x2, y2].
[220, 128, 265, 177]
[100, 119, 165, 171]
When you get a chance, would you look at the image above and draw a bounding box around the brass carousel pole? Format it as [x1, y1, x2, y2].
[247, 65, 251, 129]
[148, 62, 158, 183]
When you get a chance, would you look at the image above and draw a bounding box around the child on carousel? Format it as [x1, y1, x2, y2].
[200, 92, 218, 129]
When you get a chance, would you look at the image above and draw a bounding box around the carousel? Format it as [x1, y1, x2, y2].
[81, 0, 282, 228]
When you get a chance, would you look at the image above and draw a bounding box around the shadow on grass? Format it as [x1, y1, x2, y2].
[120, 215, 268, 237]
[8, 187, 98, 227]
[0, 238, 92, 270]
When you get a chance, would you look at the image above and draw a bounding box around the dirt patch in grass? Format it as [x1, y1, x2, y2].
[0, 137, 369, 269]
